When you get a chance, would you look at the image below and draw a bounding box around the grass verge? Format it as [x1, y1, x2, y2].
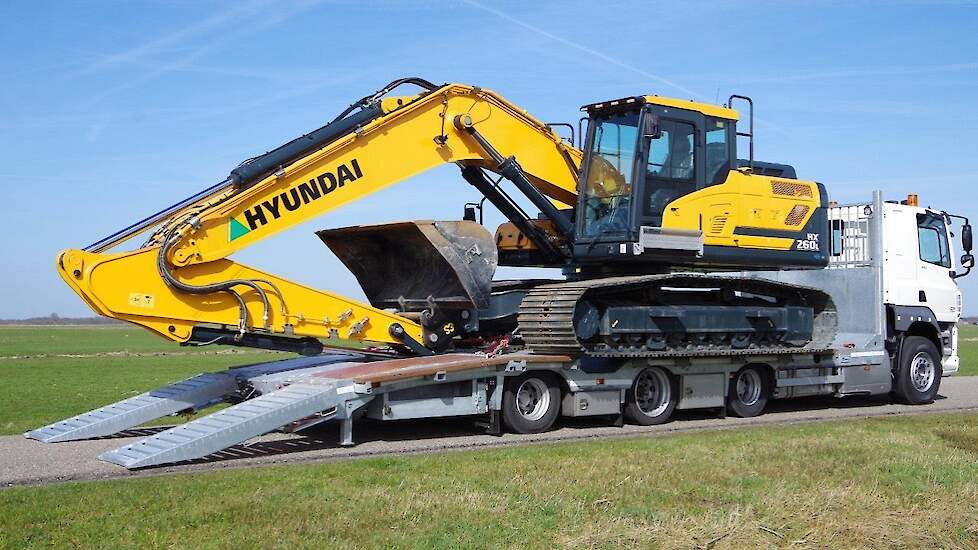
[958, 324, 978, 377]
[2, 413, 978, 548]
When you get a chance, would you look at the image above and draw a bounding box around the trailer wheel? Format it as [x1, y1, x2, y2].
[502, 373, 561, 434]
[624, 367, 677, 425]
[728, 365, 770, 418]
[892, 336, 942, 405]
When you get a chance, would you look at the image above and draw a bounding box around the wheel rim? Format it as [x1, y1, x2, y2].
[634, 368, 671, 417]
[515, 378, 551, 421]
[736, 369, 763, 406]
[910, 351, 936, 392]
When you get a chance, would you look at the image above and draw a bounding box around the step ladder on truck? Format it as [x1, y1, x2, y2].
[27, 191, 972, 469]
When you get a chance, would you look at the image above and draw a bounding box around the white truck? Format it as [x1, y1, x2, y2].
[27, 191, 973, 469]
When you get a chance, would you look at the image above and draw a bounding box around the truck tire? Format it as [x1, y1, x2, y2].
[624, 367, 677, 425]
[727, 365, 770, 418]
[892, 336, 942, 405]
[502, 372, 561, 434]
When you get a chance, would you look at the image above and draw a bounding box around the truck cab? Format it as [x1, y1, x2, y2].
[824, 193, 973, 378]
[874, 198, 972, 374]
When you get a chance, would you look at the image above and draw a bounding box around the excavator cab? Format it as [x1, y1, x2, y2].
[572, 95, 828, 272]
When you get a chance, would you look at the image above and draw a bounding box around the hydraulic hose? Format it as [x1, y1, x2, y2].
[86, 78, 442, 253]
[330, 77, 439, 123]
[156, 219, 273, 336]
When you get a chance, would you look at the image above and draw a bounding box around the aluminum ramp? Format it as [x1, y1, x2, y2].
[98, 378, 370, 469]
[25, 353, 363, 443]
[25, 372, 238, 443]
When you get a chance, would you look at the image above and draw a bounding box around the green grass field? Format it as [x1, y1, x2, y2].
[0, 325, 282, 434]
[0, 325, 228, 357]
[958, 324, 978, 377]
[2, 413, 978, 548]
[0, 353, 280, 434]
[1, 324, 977, 548]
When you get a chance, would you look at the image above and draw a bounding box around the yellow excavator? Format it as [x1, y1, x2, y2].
[58, 77, 829, 359]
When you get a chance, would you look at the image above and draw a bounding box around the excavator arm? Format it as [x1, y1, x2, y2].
[58, 78, 582, 355]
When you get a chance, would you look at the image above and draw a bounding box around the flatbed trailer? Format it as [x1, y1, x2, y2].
[27, 192, 969, 469]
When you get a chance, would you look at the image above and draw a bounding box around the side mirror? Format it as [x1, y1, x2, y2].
[643, 114, 661, 140]
[961, 253, 975, 269]
[963, 223, 973, 253]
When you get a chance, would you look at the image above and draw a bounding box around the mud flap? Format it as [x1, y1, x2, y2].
[317, 220, 497, 311]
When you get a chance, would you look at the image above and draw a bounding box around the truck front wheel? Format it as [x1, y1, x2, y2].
[893, 336, 942, 405]
[502, 373, 561, 434]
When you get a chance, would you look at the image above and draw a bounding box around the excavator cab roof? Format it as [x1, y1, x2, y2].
[581, 95, 739, 121]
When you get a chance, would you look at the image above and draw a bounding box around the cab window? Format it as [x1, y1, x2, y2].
[705, 117, 730, 185]
[643, 119, 695, 225]
[646, 120, 695, 181]
[917, 213, 951, 268]
[581, 111, 639, 237]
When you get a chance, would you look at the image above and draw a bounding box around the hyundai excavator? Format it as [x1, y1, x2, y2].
[58, 77, 831, 360]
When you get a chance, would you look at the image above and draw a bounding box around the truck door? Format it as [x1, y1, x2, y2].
[915, 211, 958, 321]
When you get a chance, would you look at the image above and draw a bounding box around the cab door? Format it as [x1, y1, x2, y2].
[637, 106, 704, 228]
[915, 211, 959, 322]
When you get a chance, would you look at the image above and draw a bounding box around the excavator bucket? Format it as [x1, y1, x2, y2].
[317, 220, 497, 311]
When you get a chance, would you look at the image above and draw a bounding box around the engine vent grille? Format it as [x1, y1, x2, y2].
[785, 204, 810, 226]
[772, 181, 813, 198]
[710, 216, 728, 234]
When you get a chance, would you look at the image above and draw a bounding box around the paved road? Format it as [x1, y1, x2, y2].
[4, 376, 978, 488]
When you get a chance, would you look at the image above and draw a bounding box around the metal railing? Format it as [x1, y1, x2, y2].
[827, 202, 874, 268]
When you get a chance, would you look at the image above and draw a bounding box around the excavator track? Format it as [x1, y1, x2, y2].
[517, 274, 834, 358]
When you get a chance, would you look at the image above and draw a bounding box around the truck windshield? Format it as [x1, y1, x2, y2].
[581, 111, 639, 237]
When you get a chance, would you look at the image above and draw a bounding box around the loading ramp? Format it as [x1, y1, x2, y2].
[98, 378, 372, 469]
[28, 352, 567, 469]
[25, 353, 363, 444]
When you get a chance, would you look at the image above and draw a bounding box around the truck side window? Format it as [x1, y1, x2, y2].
[705, 118, 729, 185]
[917, 213, 951, 268]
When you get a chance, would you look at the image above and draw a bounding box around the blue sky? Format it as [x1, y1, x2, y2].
[1, 0, 977, 318]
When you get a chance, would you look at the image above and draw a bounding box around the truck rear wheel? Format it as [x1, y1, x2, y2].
[624, 367, 677, 425]
[893, 336, 942, 405]
[727, 365, 770, 418]
[502, 373, 561, 434]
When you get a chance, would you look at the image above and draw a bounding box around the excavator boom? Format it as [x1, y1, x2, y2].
[58, 79, 582, 354]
